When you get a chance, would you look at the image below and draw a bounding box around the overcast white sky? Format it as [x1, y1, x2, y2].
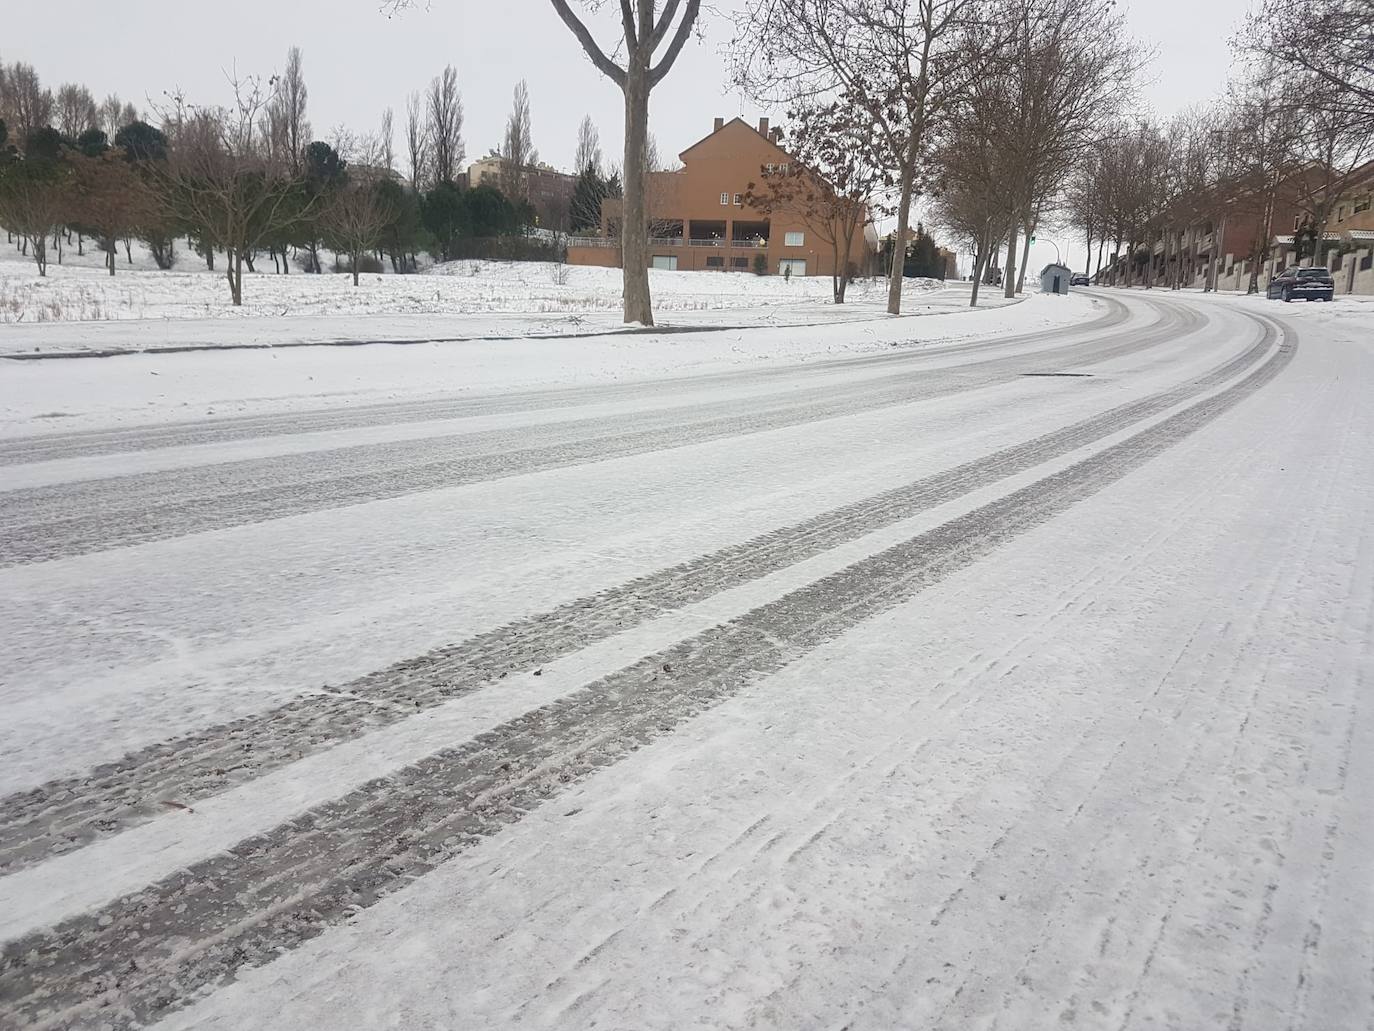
[11, 0, 1257, 272]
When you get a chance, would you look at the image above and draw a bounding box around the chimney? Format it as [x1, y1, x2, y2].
[758, 117, 770, 137]
[771, 127, 782, 144]
[713, 117, 724, 132]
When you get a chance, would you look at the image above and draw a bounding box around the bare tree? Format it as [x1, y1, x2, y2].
[547, 0, 702, 326]
[1285, 79, 1374, 266]
[930, 63, 1019, 304]
[0, 159, 69, 275]
[1242, 0, 1374, 126]
[405, 90, 430, 189]
[278, 46, 310, 175]
[574, 113, 603, 174]
[1223, 67, 1298, 293]
[379, 106, 396, 177]
[426, 65, 465, 184]
[985, 0, 1140, 297]
[733, 0, 998, 314]
[65, 149, 154, 275]
[743, 101, 883, 302]
[54, 83, 98, 138]
[153, 77, 320, 305]
[500, 79, 538, 200]
[2, 62, 53, 145]
[323, 169, 398, 286]
[98, 94, 126, 137]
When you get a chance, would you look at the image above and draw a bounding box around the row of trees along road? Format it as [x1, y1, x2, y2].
[1060, 0, 1373, 296]
[733, 0, 1140, 312]
[0, 50, 573, 304]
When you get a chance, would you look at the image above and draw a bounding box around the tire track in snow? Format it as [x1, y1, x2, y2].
[0, 300, 1129, 467]
[0, 303, 1186, 568]
[0, 305, 1247, 876]
[0, 312, 1293, 1031]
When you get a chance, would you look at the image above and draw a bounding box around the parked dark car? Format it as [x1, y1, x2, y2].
[1266, 266, 1335, 302]
[1070, 272, 1090, 287]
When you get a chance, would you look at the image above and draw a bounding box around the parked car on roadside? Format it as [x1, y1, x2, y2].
[1070, 272, 1090, 287]
[1266, 266, 1335, 302]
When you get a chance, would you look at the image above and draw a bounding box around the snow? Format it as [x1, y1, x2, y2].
[0, 236, 951, 342]
[1, 285, 1372, 1029]
[0, 291, 1085, 438]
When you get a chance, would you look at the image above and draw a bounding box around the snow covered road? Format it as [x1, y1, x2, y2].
[1, 289, 1370, 1029]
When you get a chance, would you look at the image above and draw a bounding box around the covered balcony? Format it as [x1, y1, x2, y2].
[730, 220, 770, 248]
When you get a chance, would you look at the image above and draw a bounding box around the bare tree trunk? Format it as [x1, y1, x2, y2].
[1015, 210, 1034, 295]
[886, 148, 917, 315]
[1248, 171, 1280, 296]
[124, 238, 132, 264]
[226, 249, 245, 306]
[1095, 236, 1105, 279]
[107, 238, 116, 276]
[970, 228, 991, 307]
[352, 250, 361, 287]
[621, 63, 652, 325]
[1003, 221, 1019, 299]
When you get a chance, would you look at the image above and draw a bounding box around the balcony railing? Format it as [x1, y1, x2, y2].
[566, 235, 770, 250]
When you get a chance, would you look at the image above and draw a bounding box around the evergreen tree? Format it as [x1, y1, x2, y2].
[569, 164, 608, 234]
[24, 126, 72, 161]
[298, 140, 345, 270]
[76, 127, 108, 158]
[377, 178, 425, 271]
[463, 183, 522, 237]
[113, 121, 167, 162]
[421, 180, 468, 260]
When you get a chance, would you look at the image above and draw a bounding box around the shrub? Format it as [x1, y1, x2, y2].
[753, 252, 767, 275]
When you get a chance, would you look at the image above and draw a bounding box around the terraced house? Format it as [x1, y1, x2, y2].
[567, 117, 879, 278]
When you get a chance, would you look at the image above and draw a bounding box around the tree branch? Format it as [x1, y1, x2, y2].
[649, 0, 701, 87]
[650, 0, 683, 50]
[620, 0, 639, 49]
[548, 0, 629, 87]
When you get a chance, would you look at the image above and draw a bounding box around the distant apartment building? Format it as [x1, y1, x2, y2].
[467, 156, 576, 232]
[1099, 160, 1374, 295]
[567, 117, 878, 277]
[1271, 159, 1374, 295]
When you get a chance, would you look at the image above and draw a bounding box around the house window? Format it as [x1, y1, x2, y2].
[784, 231, 805, 247]
[734, 193, 742, 205]
[721, 192, 729, 205]
[1293, 216, 1301, 232]
[764, 163, 776, 174]
[1355, 195, 1371, 214]
[730, 256, 749, 269]
[706, 255, 724, 268]
[652, 255, 679, 271]
[778, 258, 807, 276]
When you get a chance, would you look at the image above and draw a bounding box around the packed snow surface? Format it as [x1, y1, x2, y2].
[0, 283, 1371, 1030]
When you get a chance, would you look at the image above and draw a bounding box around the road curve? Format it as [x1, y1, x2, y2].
[4, 290, 1366, 1031]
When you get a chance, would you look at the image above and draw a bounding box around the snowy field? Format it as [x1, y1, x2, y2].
[1, 283, 1372, 1029]
[0, 239, 986, 357]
